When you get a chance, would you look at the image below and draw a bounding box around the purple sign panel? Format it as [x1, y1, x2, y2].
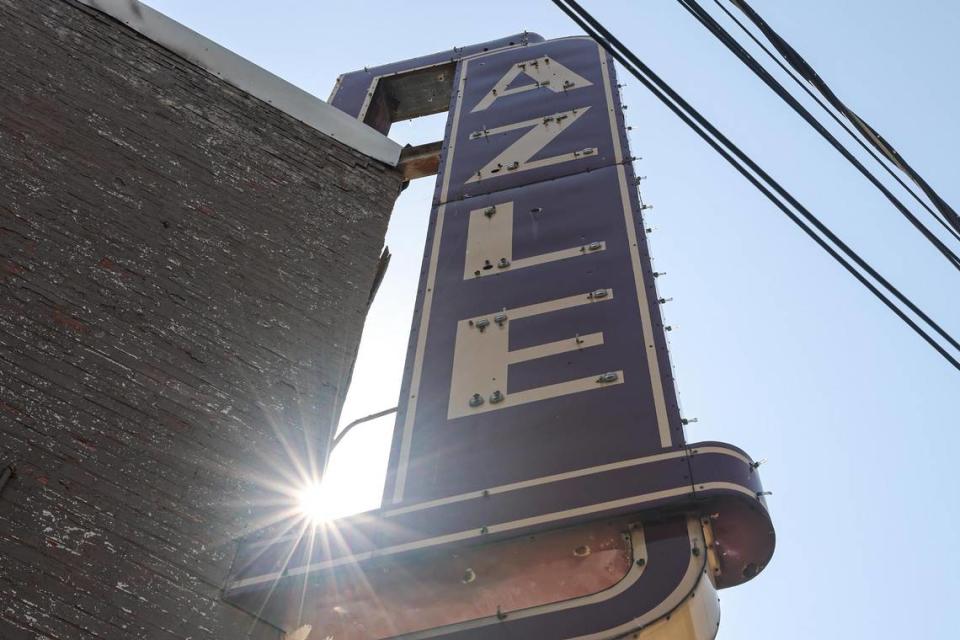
[383, 37, 686, 506]
[224, 35, 775, 640]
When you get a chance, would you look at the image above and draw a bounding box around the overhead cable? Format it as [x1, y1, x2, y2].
[550, 0, 960, 371]
[710, 0, 960, 245]
[726, 0, 960, 238]
[676, 0, 960, 271]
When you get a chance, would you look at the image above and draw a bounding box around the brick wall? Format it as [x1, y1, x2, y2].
[0, 1, 401, 637]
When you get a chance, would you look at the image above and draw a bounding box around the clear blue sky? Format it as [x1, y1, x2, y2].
[147, 1, 959, 637]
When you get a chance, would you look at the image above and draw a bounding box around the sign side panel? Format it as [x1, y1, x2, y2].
[385, 39, 686, 507]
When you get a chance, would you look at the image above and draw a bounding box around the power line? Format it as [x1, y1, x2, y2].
[709, 0, 960, 245]
[675, 0, 960, 271]
[551, 0, 960, 371]
[556, 0, 960, 365]
[726, 0, 960, 239]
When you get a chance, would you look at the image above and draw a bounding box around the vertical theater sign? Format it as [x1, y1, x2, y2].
[225, 34, 775, 639]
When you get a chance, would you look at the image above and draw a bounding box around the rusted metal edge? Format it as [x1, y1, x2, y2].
[398, 141, 443, 180]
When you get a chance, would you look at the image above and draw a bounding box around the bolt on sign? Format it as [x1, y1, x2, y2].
[225, 34, 775, 639]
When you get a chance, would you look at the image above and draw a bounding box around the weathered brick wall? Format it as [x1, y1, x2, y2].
[0, 1, 401, 637]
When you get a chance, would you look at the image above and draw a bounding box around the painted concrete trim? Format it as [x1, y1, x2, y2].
[79, 0, 402, 166]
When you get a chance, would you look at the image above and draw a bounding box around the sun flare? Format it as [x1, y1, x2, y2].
[295, 476, 368, 524]
[297, 482, 332, 524]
